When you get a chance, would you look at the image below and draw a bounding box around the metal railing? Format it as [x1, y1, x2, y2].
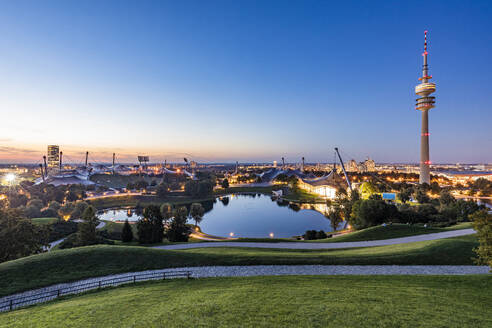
[0, 270, 192, 312]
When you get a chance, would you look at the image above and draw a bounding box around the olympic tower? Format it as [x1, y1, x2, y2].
[415, 31, 436, 184]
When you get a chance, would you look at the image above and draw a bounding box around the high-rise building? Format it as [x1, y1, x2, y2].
[364, 158, 376, 172]
[415, 31, 436, 184]
[347, 159, 358, 172]
[47, 145, 60, 168]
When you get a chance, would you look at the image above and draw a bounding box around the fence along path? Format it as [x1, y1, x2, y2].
[0, 270, 191, 312]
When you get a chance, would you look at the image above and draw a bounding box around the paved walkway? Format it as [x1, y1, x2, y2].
[154, 228, 475, 250]
[1, 265, 488, 310]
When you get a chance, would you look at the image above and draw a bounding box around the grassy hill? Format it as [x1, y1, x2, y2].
[1, 275, 491, 327]
[30, 217, 59, 225]
[308, 222, 473, 243]
[0, 235, 479, 297]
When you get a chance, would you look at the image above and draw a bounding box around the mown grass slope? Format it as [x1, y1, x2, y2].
[0, 235, 479, 297]
[1, 275, 491, 327]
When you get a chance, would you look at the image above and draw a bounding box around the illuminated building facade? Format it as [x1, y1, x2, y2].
[415, 31, 436, 184]
[47, 145, 60, 168]
[297, 171, 347, 199]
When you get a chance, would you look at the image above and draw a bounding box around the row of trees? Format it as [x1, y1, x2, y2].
[2, 182, 91, 209]
[347, 192, 483, 230]
[324, 186, 485, 232]
[184, 180, 214, 198]
[127, 203, 205, 244]
[0, 198, 103, 261]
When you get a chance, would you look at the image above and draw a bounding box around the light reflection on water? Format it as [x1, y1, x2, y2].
[98, 194, 335, 238]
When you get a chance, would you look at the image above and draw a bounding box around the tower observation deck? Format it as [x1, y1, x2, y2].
[415, 31, 436, 184]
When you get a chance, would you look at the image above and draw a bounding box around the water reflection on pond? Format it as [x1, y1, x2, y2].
[98, 194, 337, 238]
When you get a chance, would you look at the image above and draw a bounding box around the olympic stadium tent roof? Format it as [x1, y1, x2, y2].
[299, 170, 346, 189]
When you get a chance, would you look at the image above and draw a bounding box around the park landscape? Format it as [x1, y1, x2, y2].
[0, 175, 491, 327]
[1, 1, 492, 327]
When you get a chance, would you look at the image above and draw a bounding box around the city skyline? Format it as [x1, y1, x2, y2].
[1, 1, 492, 164]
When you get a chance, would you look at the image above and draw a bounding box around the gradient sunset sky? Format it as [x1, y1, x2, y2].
[1, 0, 491, 164]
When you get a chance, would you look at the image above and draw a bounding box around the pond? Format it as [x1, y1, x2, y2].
[98, 194, 338, 238]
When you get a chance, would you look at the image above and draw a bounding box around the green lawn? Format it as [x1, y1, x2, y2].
[1, 275, 491, 327]
[0, 235, 479, 297]
[308, 222, 473, 243]
[30, 217, 59, 225]
[221, 222, 473, 243]
[282, 188, 325, 203]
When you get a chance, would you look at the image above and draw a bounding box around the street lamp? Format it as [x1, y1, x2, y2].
[4, 173, 16, 186]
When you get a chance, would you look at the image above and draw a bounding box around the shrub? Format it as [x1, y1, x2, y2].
[471, 210, 492, 270]
[303, 230, 317, 240]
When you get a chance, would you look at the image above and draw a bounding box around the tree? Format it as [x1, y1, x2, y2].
[350, 199, 399, 229]
[25, 198, 43, 218]
[48, 201, 61, 212]
[58, 202, 75, 220]
[77, 206, 98, 246]
[70, 201, 89, 220]
[398, 188, 412, 204]
[166, 206, 190, 242]
[0, 207, 46, 262]
[190, 203, 205, 227]
[439, 190, 455, 208]
[160, 203, 173, 225]
[414, 189, 430, 204]
[328, 204, 344, 232]
[450, 199, 482, 222]
[368, 193, 382, 200]
[142, 205, 164, 243]
[134, 179, 149, 190]
[471, 210, 492, 270]
[430, 182, 441, 194]
[136, 218, 153, 244]
[121, 219, 133, 242]
[359, 182, 378, 199]
[221, 178, 229, 189]
[156, 183, 169, 198]
[184, 180, 213, 197]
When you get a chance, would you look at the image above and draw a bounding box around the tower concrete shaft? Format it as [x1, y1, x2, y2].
[415, 31, 436, 184]
[420, 110, 430, 184]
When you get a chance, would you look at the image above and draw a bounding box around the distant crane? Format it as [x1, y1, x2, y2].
[334, 147, 352, 191]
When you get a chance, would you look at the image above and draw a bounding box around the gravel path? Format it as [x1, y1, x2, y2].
[155, 229, 476, 250]
[1, 265, 488, 310]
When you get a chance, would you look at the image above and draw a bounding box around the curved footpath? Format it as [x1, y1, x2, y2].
[1, 265, 489, 311]
[155, 228, 476, 250]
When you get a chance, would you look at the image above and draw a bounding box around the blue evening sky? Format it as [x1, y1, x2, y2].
[0, 0, 491, 164]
